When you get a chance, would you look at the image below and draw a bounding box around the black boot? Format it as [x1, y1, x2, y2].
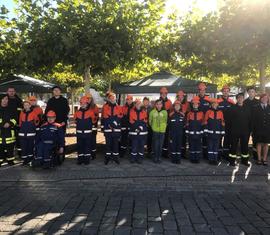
[114, 157, 120, 165]
[104, 157, 110, 165]
[241, 158, 250, 166]
[229, 157, 236, 166]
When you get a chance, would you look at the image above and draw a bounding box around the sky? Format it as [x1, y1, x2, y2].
[1, 0, 218, 19]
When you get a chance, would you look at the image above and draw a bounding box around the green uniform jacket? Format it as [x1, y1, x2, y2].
[149, 109, 168, 133]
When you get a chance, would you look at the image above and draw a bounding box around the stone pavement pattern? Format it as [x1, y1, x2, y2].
[0, 154, 269, 235]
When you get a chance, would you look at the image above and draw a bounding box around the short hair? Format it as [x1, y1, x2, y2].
[143, 97, 149, 101]
[52, 85, 62, 91]
[0, 94, 8, 101]
[7, 87, 15, 91]
[236, 93, 244, 99]
[246, 86, 256, 92]
[155, 98, 163, 104]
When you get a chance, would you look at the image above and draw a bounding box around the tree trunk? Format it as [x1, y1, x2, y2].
[259, 60, 266, 93]
[84, 66, 91, 94]
[70, 89, 74, 115]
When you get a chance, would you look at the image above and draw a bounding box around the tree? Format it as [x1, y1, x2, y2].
[2, 0, 166, 93]
[177, 0, 270, 91]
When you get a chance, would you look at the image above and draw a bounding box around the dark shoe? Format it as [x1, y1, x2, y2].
[77, 161, 82, 165]
[241, 158, 250, 166]
[256, 160, 262, 165]
[176, 159, 181, 164]
[130, 159, 135, 164]
[229, 161, 236, 166]
[213, 160, 219, 166]
[104, 158, 110, 165]
[84, 160, 90, 165]
[157, 159, 161, 164]
[137, 159, 142, 164]
[8, 161, 15, 166]
[263, 161, 268, 166]
[114, 158, 120, 164]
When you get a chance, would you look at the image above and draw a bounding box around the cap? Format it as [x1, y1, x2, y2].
[126, 95, 133, 101]
[160, 87, 168, 94]
[47, 110, 56, 117]
[198, 82, 207, 91]
[191, 96, 200, 104]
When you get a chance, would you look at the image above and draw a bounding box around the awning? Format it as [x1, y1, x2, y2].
[0, 74, 59, 93]
[112, 71, 217, 94]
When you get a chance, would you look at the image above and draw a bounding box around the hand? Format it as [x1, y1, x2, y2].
[61, 122, 66, 126]
[58, 147, 64, 154]
[3, 123, 10, 128]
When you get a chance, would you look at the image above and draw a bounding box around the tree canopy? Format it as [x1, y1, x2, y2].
[1, 0, 270, 92]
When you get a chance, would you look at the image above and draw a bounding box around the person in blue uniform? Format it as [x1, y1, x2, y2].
[74, 96, 97, 165]
[35, 111, 64, 169]
[197, 82, 211, 159]
[186, 97, 204, 163]
[101, 92, 123, 165]
[217, 85, 235, 160]
[129, 99, 148, 164]
[19, 100, 40, 165]
[168, 100, 185, 164]
[204, 98, 225, 165]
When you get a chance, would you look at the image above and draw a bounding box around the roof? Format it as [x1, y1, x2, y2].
[0, 74, 58, 93]
[112, 71, 217, 94]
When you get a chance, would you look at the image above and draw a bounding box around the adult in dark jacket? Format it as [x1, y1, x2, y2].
[6, 87, 23, 122]
[45, 86, 70, 133]
[243, 86, 260, 160]
[227, 93, 252, 166]
[0, 94, 17, 166]
[252, 94, 270, 166]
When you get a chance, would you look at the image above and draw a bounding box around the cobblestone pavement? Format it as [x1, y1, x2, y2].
[0, 154, 269, 234]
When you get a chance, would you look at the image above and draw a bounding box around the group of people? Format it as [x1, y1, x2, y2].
[0, 83, 269, 168]
[101, 83, 270, 166]
[0, 86, 69, 168]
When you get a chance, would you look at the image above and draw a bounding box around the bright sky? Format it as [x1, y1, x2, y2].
[1, 0, 219, 19]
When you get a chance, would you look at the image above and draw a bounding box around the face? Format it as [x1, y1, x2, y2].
[1, 96, 8, 107]
[136, 102, 142, 110]
[7, 88, 16, 97]
[143, 99, 149, 107]
[199, 89, 205, 96]
[23, 102, 31, 110]
[80, 103, 88, 109]
[30, 100, 37, 106]
[174, 103, 181, 111]
[109, 95, 116, 103]
[248, 89, 256, 99]
[211, 102, 218, 109]
[53, 88, 61, 97]
[237, 95, 244, 104]
[47, 116, 56, 124]
[126, 99, 133, 105]
[160, 93, 167, 99]
[156, 101, 163, 110]
[261, 95, 269, 104]
[222, 89, 230, 97]
[193, 103, 199, 109]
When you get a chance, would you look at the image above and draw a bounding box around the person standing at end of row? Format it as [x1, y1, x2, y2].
[142, 97, 152, 156]
[0, 95, 17, 166]
[253, 94, 270, 166]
